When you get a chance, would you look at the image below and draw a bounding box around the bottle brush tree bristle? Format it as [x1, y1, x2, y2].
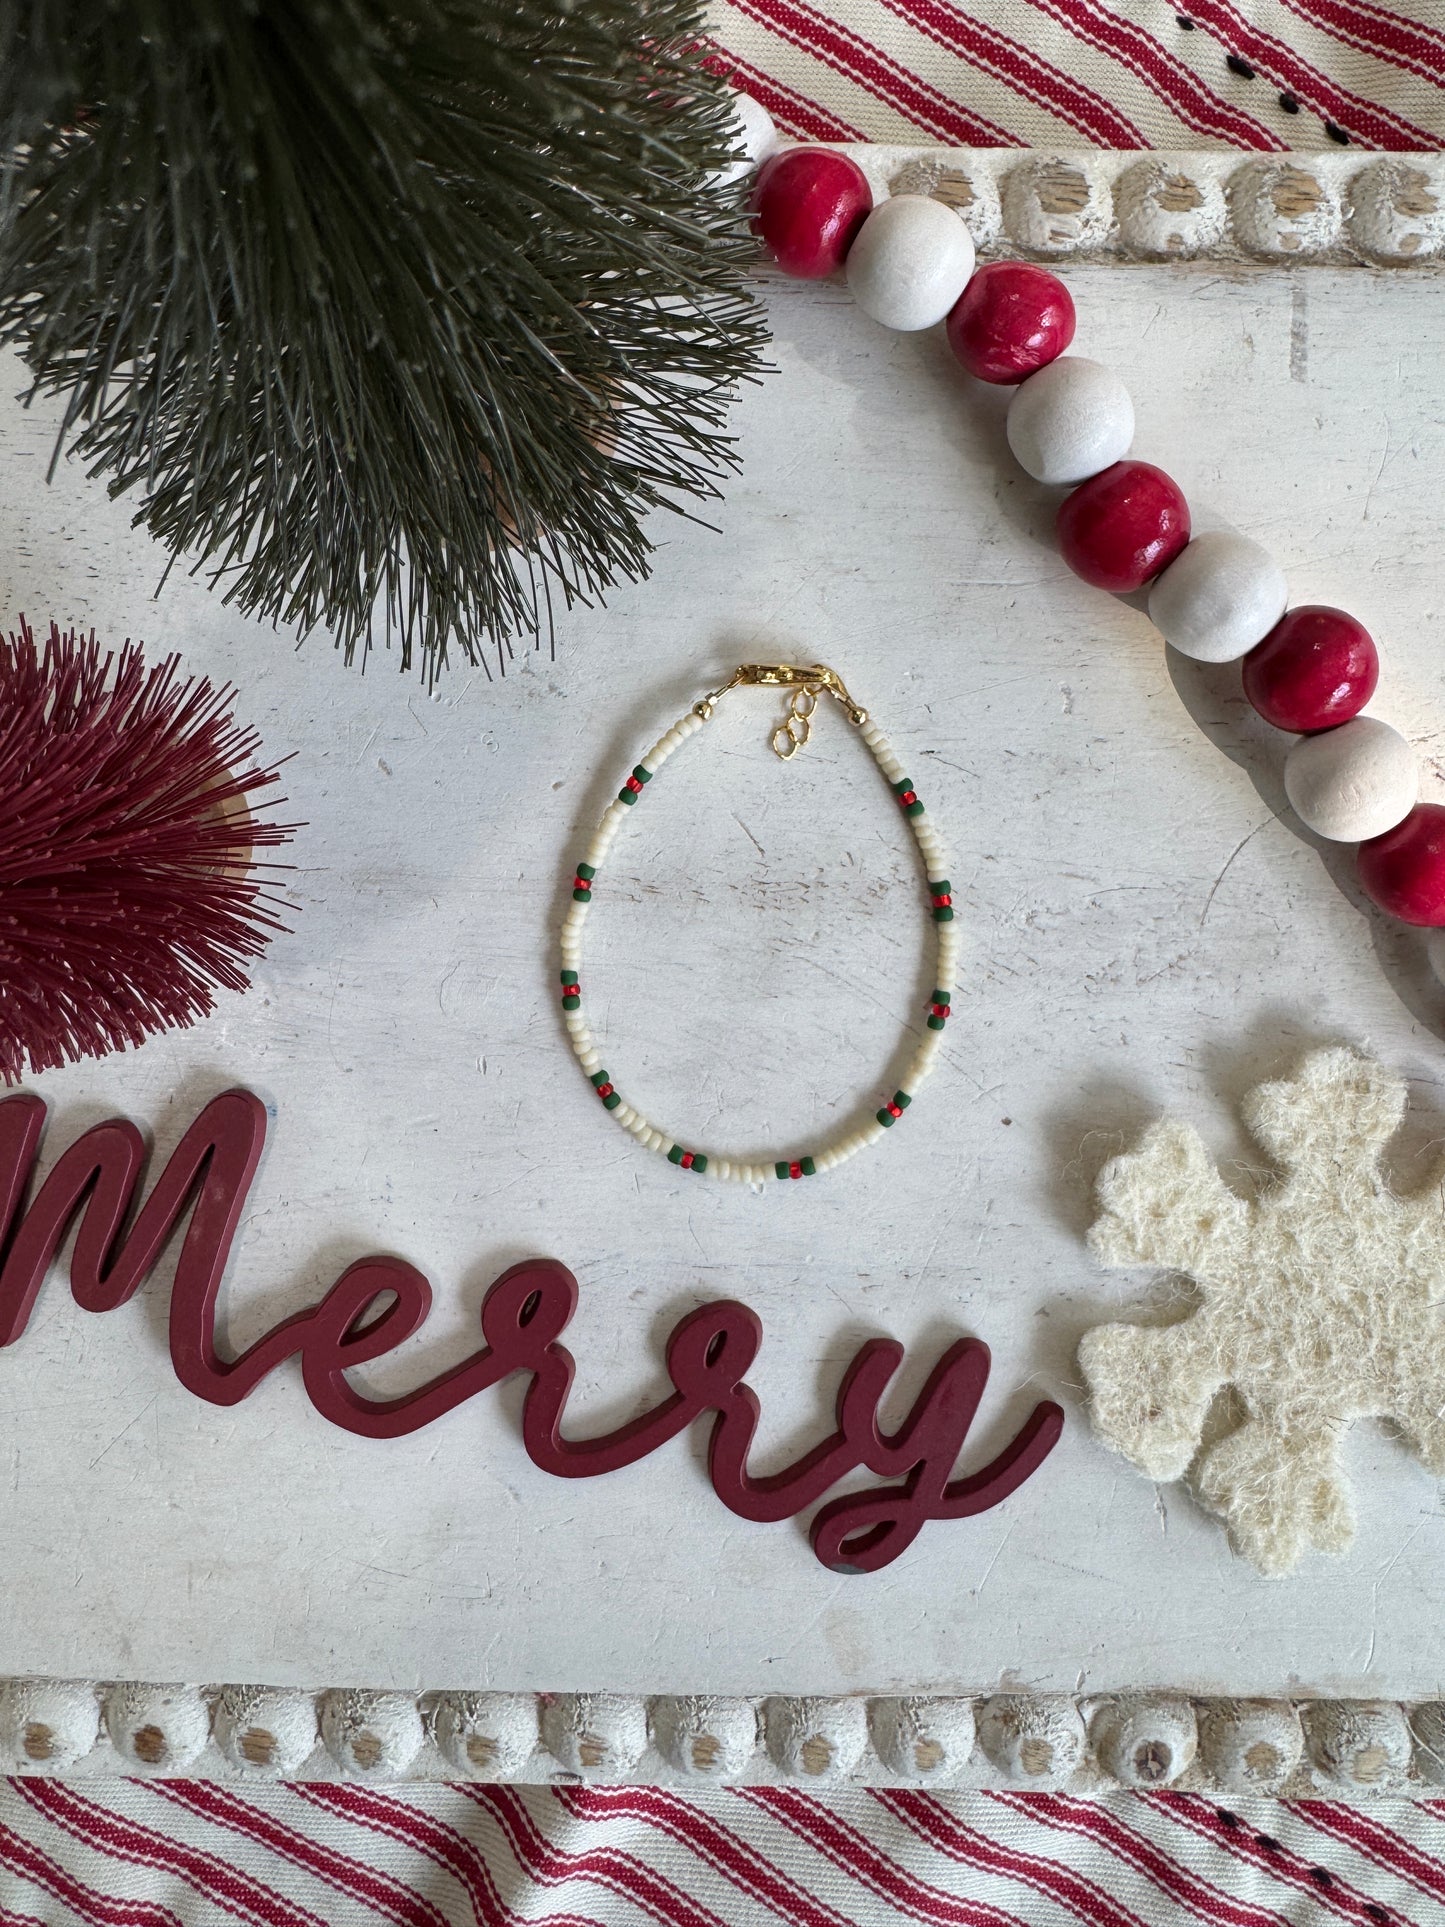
[0, 0, 769, 684]
[0, 620, 295, 1083]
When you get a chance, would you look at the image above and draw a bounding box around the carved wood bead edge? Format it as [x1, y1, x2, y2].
[830, 148, 1445, 266]
[0, 1682, 1441, 1795]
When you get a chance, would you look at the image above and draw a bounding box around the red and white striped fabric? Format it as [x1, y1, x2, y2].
[706, 0, 1445, 149]
[0, 1779, 1441, 1926]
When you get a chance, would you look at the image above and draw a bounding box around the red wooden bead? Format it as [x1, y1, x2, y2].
[946, 261, 1076, 384]
[1241, 605, 1379, 734]
[1056, 461, 1191, 594]
[750, 148, 872, 279]
[1358, 804, 1445, 925]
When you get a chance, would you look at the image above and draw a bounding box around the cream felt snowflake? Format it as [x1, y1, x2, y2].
[1079, 1047, 1445, 1577]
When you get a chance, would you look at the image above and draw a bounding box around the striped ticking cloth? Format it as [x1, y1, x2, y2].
[0, 1779, 1442, 1925]
[705, 0, 1445, 148]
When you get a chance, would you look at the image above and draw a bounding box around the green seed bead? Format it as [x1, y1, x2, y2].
[905, 799, 925, 818]
[576, 864, 596, 882]
[891, 777, 912, 795]
[602, 1092, 622, 1110]
[668, 1144, 684, 1165]
[572, 886, 592, 901]
[933, 904, 954, 921]
[775, 1162, 789, 1180]
[633, 765, 653, 784]
[932, 878, 951, 895]
[800, 1156, 816, 1177]
[562, 995, 580, 1011]
[692, 1154, 708, 1174]
[561, 970, 578, 986]
[618, 788, 638, 805]
[894, 1090, 912, 1109]
[589, 1070, 609, 1088]
[927, 1014, 946, 1031]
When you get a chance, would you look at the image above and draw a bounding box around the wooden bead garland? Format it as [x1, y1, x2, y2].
[561, 665, 956, 1183]
[738, 111, 1445, 975]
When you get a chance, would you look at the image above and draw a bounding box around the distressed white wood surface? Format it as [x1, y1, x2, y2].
[2, 262, 1444, 1700]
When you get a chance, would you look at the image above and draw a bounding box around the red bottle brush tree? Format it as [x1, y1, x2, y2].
[0, 621, 295, 1082]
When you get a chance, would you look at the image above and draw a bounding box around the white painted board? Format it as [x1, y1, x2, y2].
[1, 263, 1443, 1699]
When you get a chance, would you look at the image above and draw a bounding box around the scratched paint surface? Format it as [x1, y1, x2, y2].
[0, 265, 1442, 1696]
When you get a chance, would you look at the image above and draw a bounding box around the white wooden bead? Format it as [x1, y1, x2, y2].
[1001, 154, 1111, 255]
[1283, 716, 1417, 842]
[764, 1696, 868, 1782]
[1006, 357, 1134, 486]
[652, 1695, 758, 1779]
[0, 1679, 101, 1769]
[1092, 1696, 1197, 1787]
[976, 1694, 1085, 1784]
[846, 196, 976, 333]
[1303, 1700, 1412, 1791]
[105, 1683, 211, 1772]
[542, 1694, 648, 1778]
[873, 1696, 968, 1780]
[1115, 158, 1227, 259]
[1197, 1699, 1303, 1793]
[1231, 158, 1342, 258]
[1349, 158, 1445, 264]
[214, 1687, 319, 1776]
[1148, 531, 1288, 663]
[709, 92, 778, 190]
[432, 1691, 538, 1779]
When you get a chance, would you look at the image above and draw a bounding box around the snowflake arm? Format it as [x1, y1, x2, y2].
[1088, 1118, 1248, 1276]
[1079, 1315, 1228, 1483]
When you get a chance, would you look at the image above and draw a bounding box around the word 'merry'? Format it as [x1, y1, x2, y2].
[0, 1089, 1063, 1572]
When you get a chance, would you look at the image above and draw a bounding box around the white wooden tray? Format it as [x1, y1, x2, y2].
[2, 149, 1444, 1791]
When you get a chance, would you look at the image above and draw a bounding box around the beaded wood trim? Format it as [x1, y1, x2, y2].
[826, 148, 1445, 267]
[1, 1680, 1441, 1795]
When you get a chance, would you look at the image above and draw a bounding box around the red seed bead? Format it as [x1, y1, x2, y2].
[1241, 605, 1379, 734]
[1056, 460, 1191, 594]
[1358, 804, 1445, 925]
[946, 261, 1076, 384]
[750, 148, 872, 279]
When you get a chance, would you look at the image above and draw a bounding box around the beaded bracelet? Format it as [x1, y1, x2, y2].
[559, 664, 956, 1183]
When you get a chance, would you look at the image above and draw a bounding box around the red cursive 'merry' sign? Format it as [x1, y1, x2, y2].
[0, 1088, 1063, 1572]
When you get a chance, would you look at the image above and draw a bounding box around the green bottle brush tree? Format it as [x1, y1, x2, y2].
[0, 0, 768, 682]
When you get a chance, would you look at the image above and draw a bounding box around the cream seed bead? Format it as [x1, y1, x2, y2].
[1283, 716, 1418, 842]
[1006, 356, 1134, 487]
[1148, 531, 1288, 664]
[846, 196, 976, 333]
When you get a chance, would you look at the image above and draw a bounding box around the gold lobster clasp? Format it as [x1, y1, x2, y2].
[694, 662, 868, 757]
